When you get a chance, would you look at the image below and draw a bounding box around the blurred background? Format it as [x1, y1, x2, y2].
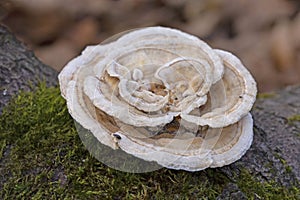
[0, 0, 299, 92]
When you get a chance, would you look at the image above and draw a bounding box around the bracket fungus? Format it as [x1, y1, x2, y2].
[58, 27, 257, 171]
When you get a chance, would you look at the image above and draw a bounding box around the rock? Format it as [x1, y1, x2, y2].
[0, 25, 58, 114]
[217, 183, 247, 200]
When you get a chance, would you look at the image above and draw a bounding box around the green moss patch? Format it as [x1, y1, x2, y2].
[0, 84, 227, 199]
[237, 169, 299, 200]
[288, 115, 300, 123]
[0, 84, 299, 199]
[257, 93, 276, 99]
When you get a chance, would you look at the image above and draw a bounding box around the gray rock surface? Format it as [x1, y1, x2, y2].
[0, 25, 58, 114]
[217, 86, 300, 197]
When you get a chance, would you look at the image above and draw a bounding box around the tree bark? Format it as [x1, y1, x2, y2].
[0, 24, 299, 198]
[0, 24, 58, 114]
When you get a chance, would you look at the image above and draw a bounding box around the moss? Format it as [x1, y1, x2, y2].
[0, 84, 299, 199]
[257, 93, 276, 99]
[0, 84, 227, 199]
[236, 169, 299, 200]
[287, 115, 300, 137]
[274, 153, 294, 175]
[288, 115, 300, 124]
[0, 139, 6, 159]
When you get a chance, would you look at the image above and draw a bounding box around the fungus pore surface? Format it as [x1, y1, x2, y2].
[58, 27, 257, 171]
